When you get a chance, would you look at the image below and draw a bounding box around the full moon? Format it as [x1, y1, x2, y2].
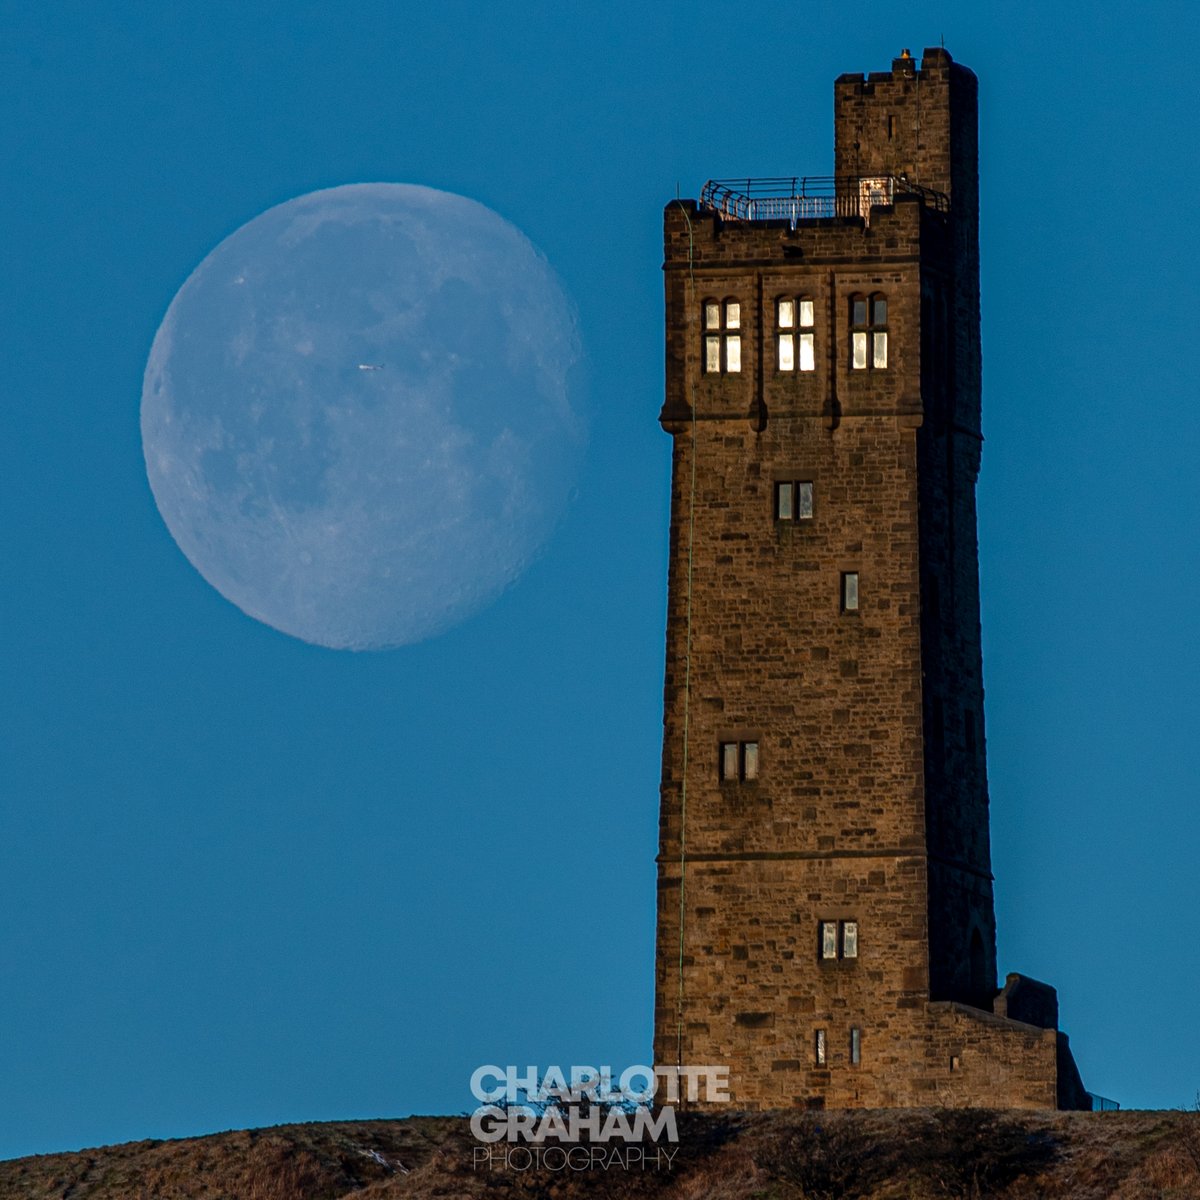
[141, 184, 585, 650]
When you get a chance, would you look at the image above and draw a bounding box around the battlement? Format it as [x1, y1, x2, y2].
[835, 45, 960, 90]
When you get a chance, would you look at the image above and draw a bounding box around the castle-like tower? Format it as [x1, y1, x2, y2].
[654, 48, 1087, 1109]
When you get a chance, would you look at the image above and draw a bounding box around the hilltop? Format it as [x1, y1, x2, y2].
[3, 1109, 1200, 1199]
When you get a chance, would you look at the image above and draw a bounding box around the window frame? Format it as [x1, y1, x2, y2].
[818, 919, 860, 962]
[849, 292, 888, 371]
[841, 571, 860, 613]
[774, 479, 815, 523]
[775, 295, 816, 374]
[718, 739, 759, 783]
[703, 297, 743, 375]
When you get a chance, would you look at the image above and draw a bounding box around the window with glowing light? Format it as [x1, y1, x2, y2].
[703, 299, 742, 374]
[850, 293, 888, 370]
[776, 296, 815, 372]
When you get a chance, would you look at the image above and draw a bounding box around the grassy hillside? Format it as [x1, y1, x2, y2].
[3, 1109, 1199, 1199]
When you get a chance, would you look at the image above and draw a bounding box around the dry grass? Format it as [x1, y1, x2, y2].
[2, 1109, 1199, 1200]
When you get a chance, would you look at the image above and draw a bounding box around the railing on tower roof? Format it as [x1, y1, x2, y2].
[698, 175, 949, 226]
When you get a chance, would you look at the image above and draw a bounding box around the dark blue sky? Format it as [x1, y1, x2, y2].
[3, 0, 1198, 1159]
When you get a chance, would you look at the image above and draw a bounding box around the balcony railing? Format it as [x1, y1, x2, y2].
[698, 175, 949, 225]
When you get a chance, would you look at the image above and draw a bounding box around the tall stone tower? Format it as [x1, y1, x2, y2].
[654, 48, 1087, 1109]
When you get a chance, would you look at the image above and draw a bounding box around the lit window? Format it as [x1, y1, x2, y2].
[777, 296, 815, 372]
[775, 480, 814, 522]
[703, 299, 742, 374]
[815, 1029, 827, 1066]
[850, 293, 888, 370]
[841, 572, 859, 612]
[850, 1027, 862, 1065]
[719, 740, 759, 782]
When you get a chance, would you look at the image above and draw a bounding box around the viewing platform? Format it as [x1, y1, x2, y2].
[698, 175, 950, 226]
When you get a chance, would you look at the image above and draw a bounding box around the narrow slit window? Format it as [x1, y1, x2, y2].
[796, 481, 814, 519]
[850, 1027, 862, 1065]
[720, 741, 739, 782]
[742, 741, 759, 780]
[776, 481, 794, 521]
[815, 1029, 827, 1066]
[820, 921, 839, 960]
[842, 921, 858, 959]
[842, 572, 860, 612]
[778, 296, 795, 370]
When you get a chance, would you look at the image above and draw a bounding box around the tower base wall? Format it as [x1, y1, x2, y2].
[661, 1002, 1068, 1110]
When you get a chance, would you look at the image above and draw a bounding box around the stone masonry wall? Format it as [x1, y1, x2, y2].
[655, 200, 945, 1103]
[834, 49, 995, 1006]
[654, 51, 1068, 1110]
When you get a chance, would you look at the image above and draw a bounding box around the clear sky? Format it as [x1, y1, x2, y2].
[2, 0, 1198, 1161]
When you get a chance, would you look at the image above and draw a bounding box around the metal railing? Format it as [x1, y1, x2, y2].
[698, 175, 949, 225]
[1087, 1092, 1120, 1112]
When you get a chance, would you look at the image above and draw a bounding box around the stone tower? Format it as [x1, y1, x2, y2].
[654, 48, 1087, 1109]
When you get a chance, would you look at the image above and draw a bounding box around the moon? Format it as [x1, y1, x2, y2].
[141, 183, 585, 650]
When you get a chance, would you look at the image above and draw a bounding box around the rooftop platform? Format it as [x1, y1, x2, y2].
[699, 175, 950, 226]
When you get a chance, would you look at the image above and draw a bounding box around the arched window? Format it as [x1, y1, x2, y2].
[776, 296, 815, 372]
[703, 298, 741, 373]
[850, 292, 888, 370]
